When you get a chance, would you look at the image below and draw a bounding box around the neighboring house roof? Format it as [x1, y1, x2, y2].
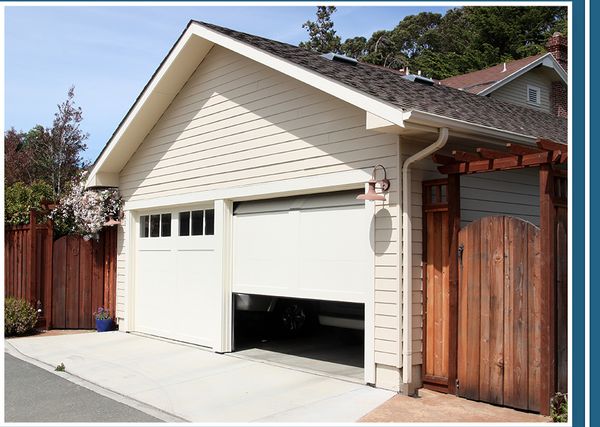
[87, 21, 567, 187]
[440, 53, 567, 95]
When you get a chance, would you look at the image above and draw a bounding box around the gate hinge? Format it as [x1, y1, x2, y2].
[455, 378, 460, 394]
[458, 244, 464, 268]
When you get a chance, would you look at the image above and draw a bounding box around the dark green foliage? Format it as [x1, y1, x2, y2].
[299, 6, 341, 53]
[55, 362, 66, 372]
[305, 6, 567, 80]
[550, 392, 568, 422]
[4, 181, 54, 226]
[5, 297, 38, 336]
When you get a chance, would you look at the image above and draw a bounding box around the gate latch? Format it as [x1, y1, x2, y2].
[458, 244, 464, 268]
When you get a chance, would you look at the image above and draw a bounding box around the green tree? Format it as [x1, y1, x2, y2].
[4, 181, 54, 225]
[340, 36, 367, 60]
[310, 6, 567, 80]
[299, 6, 341, 53]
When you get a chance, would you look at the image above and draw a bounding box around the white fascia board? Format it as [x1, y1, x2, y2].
[189, 23, 405, 126]
[86, 31, 214, 188]
[365, 111, 403, 133]
[403, 109, 538, 145]
[478, 53, 567, 96]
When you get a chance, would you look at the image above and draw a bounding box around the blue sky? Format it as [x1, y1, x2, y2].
[5, 5, 450, 162]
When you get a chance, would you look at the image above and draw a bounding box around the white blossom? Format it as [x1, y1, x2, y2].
[50, 172, 122, 240]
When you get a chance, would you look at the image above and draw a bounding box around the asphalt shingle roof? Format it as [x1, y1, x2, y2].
[196, 21, 567, 144]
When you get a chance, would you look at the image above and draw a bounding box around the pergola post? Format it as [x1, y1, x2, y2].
[447, 173, 460, 395]
[539, 164, 557, 416]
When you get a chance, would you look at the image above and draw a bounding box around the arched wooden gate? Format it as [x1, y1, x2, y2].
[457, 216, 541, 411]
[423, 138, 568, 415]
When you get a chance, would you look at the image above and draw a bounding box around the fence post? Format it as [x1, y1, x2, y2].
[28, 210, 37, 306]
[43, 219, 53, 329]
[539, 165, 556, 416]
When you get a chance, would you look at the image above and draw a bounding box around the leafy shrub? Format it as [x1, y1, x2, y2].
[5, 297, 38, 336]
[4, 181, 53, 225]
[550, 392, 568, 422]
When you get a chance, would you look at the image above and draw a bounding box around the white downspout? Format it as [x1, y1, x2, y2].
[401, 127, 449, 392]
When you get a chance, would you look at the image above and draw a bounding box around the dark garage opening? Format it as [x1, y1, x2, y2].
[232, 293, 364, 381]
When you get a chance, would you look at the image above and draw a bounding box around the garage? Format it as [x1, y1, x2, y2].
[134, 205, 217, 347]
[231, 190, 371, 380]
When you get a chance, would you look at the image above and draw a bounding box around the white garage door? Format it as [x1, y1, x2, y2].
[134, 206, 217, 347]
[233, 191, 370, 303]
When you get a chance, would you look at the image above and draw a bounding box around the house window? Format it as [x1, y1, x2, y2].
[527, 85, 541, 105]
[179, 209, 215, 236]
[139, 213, 172, 238]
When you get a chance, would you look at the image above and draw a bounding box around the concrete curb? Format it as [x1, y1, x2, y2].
[4, 341, 189, 423]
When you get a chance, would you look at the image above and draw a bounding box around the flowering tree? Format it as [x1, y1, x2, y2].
[51, 172, 122, 240]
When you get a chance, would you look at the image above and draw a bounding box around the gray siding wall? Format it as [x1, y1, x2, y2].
[491, 68, 552, 113]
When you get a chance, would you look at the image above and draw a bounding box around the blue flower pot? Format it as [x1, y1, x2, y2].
[95, 318, 113, 332]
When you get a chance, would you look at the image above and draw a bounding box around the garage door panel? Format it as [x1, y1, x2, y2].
[233, 212, 297, 292]
[233, 191, 369, 303]
[176, 250, 218, 343]
[134, 206, 216, 348]
[135, 249, 179, 340]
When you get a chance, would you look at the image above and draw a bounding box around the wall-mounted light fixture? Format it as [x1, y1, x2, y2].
[356, 164, 390, 201]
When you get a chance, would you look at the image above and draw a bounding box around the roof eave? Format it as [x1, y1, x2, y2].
[403, 109, 540, 145]
[478, 53, 567, 96]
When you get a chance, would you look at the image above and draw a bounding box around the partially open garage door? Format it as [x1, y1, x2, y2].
[233, 190, 370, 303]
[134, 206, 217, 347]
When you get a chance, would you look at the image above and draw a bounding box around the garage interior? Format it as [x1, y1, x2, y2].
[232, 294, 365, 381]
[230, 190, 369, 382]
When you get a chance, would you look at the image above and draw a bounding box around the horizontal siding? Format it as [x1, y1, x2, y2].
[120, 46, 398, 201]
[118, 45, 403, 383]
[461, 168, 540, 226]
[115, 224, 127, 322]
[491, 68, 552, 113]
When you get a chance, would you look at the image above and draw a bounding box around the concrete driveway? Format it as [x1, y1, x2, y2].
[6, 332, 394, 422]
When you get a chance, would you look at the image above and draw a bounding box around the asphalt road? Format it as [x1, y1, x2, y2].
[4, 353, 162, 422]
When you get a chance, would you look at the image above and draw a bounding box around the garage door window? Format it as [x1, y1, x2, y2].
[179, 209, 214, 236]
[140, 213, 172, 238]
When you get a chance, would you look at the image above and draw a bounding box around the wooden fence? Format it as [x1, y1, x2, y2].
[5, 210, 117, 329]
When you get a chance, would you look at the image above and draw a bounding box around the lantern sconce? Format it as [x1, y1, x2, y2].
[356, 164, 390, 201]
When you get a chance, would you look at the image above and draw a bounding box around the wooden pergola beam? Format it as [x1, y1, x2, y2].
[476, 147, 513, 159]
[538, 139, 568, 164]
[537, 138, 567, 152]
[432, 153, 456, 165]
[438, 150, 561, 174]
[506, 143, 544, 156]
[452, 150, 480, 162]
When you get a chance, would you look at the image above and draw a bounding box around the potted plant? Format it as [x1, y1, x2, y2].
[94, 307, 113, 332]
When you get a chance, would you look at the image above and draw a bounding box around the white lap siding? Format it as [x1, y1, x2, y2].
[115, 46, 402, 389]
